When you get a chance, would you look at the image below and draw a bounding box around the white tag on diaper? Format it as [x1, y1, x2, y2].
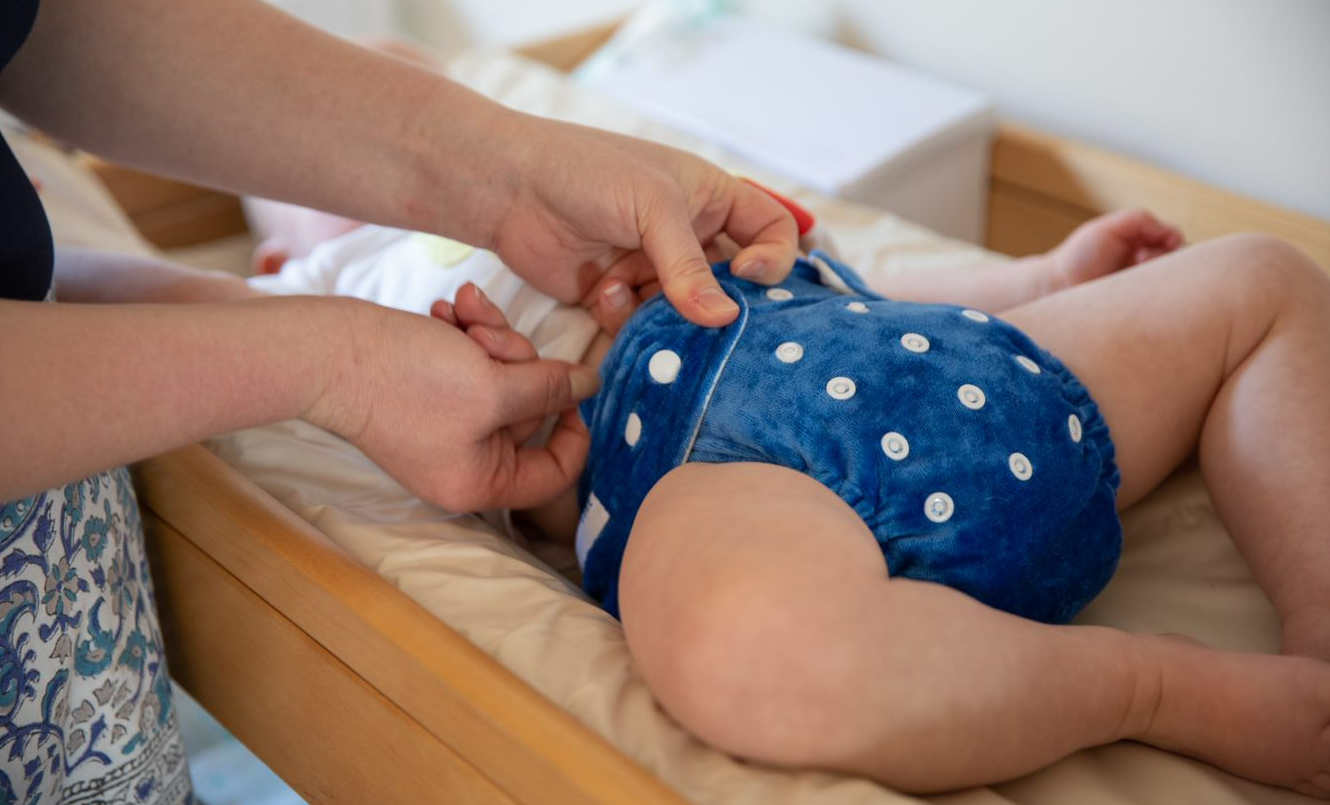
[575, 493, 611, 568]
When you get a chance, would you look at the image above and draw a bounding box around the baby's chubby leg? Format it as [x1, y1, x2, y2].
[620, 462, 1330, 795]
[1000, 234, 1330, 662]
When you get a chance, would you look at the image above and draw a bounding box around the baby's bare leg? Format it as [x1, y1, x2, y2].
[620, 462, 1330, 795]
[1001, 234, 1330, 661]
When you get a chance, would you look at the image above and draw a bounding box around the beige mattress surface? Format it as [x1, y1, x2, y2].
[18, 48, 1304, 805]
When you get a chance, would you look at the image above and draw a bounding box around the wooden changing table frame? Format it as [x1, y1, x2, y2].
[112, 27, 1330, 805]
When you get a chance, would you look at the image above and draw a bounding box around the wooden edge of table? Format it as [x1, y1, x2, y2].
[987, 122, 1330, 266]
[134, 446, 689, 805]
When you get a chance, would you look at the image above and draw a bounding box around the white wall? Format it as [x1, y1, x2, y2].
[835, 0, 1330, 221]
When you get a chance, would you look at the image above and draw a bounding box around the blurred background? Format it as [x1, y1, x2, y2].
[268, 0, 1330, 222]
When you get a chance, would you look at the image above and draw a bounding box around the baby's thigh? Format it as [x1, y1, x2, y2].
[1000, 236, 1277, 507]
[618, 462, 885, 719]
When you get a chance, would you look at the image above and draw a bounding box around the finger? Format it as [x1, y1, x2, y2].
[587, 277, 639, 334]
[508, 414, 547, 446]
[704, 233, 741, 264]
[429, 299, 458, 326]
[1110, 208, 1179, 249]
[499, 410, 591, 509]
[724, 179, 799, 285]
[637, 280, 662, 301]
[466, 323, 540, 362]
[494, 358, 600, 426]
[1162, 227, 1185, 251]
[1134, 211, 1179, 246]
[1133, 245, 1174, 265]
[454, 282, 513, 330]
[639, 191, 740, 327]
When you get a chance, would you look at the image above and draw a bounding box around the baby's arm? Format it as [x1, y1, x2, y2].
[868, 208, 1182, 312]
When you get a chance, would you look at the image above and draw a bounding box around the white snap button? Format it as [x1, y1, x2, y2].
[957, 384, 986, 410]
[766, 288, 794, 301]
[880, 432, 910, 460]
[625, 412, 642, 447]
[900, 333, 930, 353]
[1068, 414, 1083, 443]
[846, 301, 869, 313]
[648, 349, 681, 384]
[775, 342, 804, 363]
[1015, 355, 1041, 374]
[826, 376, 857, 400]
[924, 492, 955, 523]
[962, 309, 990, 323]
[1008, 452, 1033, 480]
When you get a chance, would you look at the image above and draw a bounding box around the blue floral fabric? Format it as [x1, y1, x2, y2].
[0, 468, 192, 804]
[578, 252, 1121, 624]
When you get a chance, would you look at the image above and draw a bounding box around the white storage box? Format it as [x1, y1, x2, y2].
[576, 17, 996, 242]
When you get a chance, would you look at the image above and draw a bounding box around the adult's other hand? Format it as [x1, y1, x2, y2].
[305, 297, 598, 511]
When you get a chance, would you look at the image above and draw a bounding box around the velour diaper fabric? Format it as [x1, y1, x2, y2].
[578, 252, 1120, 624]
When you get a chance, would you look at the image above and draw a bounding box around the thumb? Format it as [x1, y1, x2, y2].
[640, 193, 739, 327]
[494, 358, 600, 425]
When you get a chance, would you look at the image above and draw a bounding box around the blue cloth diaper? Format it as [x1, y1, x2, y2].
[577, 252, 1121, 624]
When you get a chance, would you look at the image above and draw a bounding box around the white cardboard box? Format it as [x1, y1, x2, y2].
[577, 18, 996, 242]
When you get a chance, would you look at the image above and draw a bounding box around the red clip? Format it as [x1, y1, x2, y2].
[741, 177, 816, 237]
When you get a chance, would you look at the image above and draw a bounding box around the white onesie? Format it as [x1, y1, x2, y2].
[247, 224, 600, 367]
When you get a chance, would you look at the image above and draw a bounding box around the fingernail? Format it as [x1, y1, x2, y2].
[734, 260, 767, 281]
[603, 281, 632, 311]
[484, 327, 505, 346]
[570, 367, 601, 400]
[472, 284, 494, 309]
[433, 300, 456, 324]
[697, 287, 739, 315]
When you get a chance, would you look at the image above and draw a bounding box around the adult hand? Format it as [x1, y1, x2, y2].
[486, 115, 799, 329]
[305, 298, 598, 511]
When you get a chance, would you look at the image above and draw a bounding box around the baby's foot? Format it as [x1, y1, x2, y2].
[1134, 635, 1330, 798]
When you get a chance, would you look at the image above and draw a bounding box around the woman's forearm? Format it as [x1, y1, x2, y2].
[55, 247, 264, 304]
[0, 295, 343, 500]
[1, 0, 517, 244]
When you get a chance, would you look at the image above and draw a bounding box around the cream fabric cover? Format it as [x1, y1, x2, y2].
[18, 50, 1302, 805]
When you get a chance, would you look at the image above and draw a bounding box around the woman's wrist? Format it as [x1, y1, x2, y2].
[395, 85, 532, 247]
[295, 296, 375, 440]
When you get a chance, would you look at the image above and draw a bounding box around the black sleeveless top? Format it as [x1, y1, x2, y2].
[1, 0, 54, 301]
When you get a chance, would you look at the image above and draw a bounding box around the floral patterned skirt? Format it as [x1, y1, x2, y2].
[1, 468, 192, 804]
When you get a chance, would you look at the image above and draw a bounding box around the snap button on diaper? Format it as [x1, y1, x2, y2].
[957, 384, 986, 410]
[776, 341, 804, 363]
[900, 333, 930, 353]
[1068, 414, 1084, 443]
[1009, 452, 1033, 480]
[648, 349, 682, 384]
[625, 413, 642, 447]
[924, 492, 955, 523]
[962, 309, 990, 323]
[826, 376, 857, 400]
[766, 288, 794, 301]
[1015, 355, 1041, 374]
[881, 432, 910, 460]
[846, 301, 869, 313]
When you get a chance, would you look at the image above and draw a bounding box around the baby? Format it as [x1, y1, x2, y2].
[251, 198, 1330, 798]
